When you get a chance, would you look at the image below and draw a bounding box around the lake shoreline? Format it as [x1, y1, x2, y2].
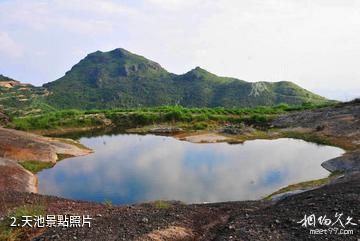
[1, 125, 345, 200]
[2, 101, 359, 199]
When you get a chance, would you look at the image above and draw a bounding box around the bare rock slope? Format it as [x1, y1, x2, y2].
[0, 127, 91, 163]
[272, 100, 360, 139]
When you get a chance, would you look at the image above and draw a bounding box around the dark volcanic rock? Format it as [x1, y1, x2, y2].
[150, 127, 183, 134]
[272, 102, 360, 138]
[273, 101, 360, 174]
[322, 150, 360, 172]
[0, 173, 358, 240]
[222, 124, 254, 135]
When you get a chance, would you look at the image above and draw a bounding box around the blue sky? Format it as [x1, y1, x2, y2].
[0, 0, 359, 100]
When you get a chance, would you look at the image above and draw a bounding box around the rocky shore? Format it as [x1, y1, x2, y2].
[0, 127, 92, 192]
[272, 100, 360, 172]
[0, 172, 358, 241]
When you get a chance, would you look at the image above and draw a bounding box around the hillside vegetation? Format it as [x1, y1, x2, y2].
[0, 75, 54, 116]
[8, 103, 332, 131]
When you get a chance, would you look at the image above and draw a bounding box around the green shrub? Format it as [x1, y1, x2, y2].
[19, 161, 54, 173]
[164, 110, 186, 122]
[245, 114, 271, 127]
[193, 122, 208, 130]
[7, 103, 331, 131]
[194, 114, 209, 121]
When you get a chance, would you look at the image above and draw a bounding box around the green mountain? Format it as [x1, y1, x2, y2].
[44, 48, 327, 109]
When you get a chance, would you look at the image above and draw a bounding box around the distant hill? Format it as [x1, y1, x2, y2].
[0, 74, 15, 82]
[43, 48, 328, 109]
[0, 75, 53, 116]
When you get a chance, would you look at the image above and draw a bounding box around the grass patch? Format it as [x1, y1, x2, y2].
[56, 153, 75, 161]
[8, 109, 103, 131]
[264, 177, 329, 201]
[19, 161, 54, 173]
[329, 170, 344, 177]
[8, 103, 332, 131]
[153, 200, 171, 209]
[282, 131, 333, 146]
[0, 204, 46, 241]
[193, 122, 208, 130]
[264, 171, 344, 201]
[57, 138, 92, 151]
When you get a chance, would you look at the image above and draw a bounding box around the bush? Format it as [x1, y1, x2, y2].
[247, 114, 270, 127]
[19, 160, 54, 173]
[132, 112, 158, 125]
[193, 122, 208, 130]
[194, 114, 209, 121]
[164, 110, 187, 122]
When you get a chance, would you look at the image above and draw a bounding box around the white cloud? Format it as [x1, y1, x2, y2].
[145, 0, 204, 9]
[55, 0, 136, 15]
[182, 0, 360, 99]
[0, 0, 136, 34]
[0, 32, 22, 58]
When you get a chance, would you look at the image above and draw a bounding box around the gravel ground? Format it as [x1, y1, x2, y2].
[0, 172, 359, 241]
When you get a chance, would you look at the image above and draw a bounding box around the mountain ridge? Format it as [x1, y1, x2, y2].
[43, 48, 328, 109]
[1, 48, 329, 112]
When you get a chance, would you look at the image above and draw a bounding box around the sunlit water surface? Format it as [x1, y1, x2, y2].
[38, 135, 344, 204]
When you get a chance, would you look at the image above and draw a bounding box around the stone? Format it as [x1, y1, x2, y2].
[150, 127, 183, 134]
[322, 150, 360, 173]
[0, 157, 37, 192]
[0, 127, 92, 163]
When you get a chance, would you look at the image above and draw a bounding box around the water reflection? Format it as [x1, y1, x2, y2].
[38, 135, 344, 204]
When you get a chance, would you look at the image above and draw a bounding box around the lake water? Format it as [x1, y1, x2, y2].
[38, 134, 344, 204]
